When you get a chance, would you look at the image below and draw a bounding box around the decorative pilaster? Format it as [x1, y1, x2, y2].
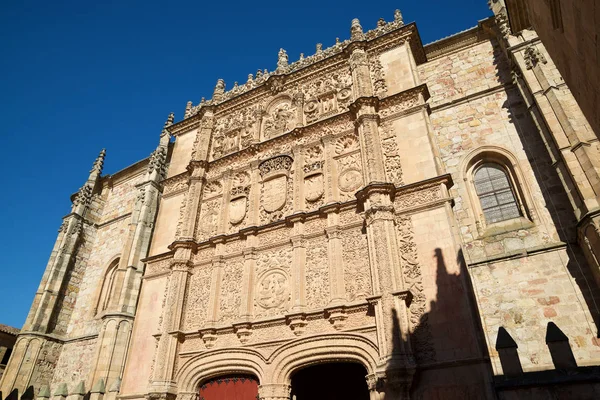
[148, 249, 192, 397]
[289, 218, 307, 311]
[324, 215, 345, 305]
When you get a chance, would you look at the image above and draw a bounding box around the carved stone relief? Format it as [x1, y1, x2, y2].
[342, 229, 372, 301]
[303, 145, 325, 209]
[255, 247, 292, 318]
[305, 238, 330, 309]
[394, 214, 435, 362]
[196, 198, 221, 242]
[228, 172, 251, 231]
[263, 95, 296, 140]
[259, 155, 294, 223]
[218, 258, 244, 323]
[302, 69, 353, 124]
[182, 266, 212, 330]
[381, 137, 403, 185]
[369, 55, 387, 98]
[335, 134, 364, 201]
[212, 107, 259, 159]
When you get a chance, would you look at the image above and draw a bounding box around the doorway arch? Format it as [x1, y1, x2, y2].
[290, 362, 369, 400]
[198, 374, 258, 400]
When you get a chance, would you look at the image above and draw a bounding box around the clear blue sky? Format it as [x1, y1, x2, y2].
[0, 1, 490, 328]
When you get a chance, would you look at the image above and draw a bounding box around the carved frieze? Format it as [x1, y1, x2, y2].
[302, 69, 352, 124]
[162, 173, 189, 197]
[369, 55, 387, 98]
[182, 266, 212, 331]
[395, 214, 435, 362]
[305, 238, 330, 309]
[255, 247, 293, 318]
[381, 137, 403, 185]
[218, 258, 244, 323]
[212, 106, 259, 159]
[342, 229, 372, 301]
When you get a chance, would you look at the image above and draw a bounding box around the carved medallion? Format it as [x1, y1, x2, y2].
[229, 196, 247, 225]
[338, 169, 362, 192]
[256, 270, 289, 309]
[262, 176, 287, 212]
[305, 173, 324, 202]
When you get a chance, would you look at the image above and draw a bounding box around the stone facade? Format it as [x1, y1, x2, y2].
[0, 325, 18, 385]
[2, 3, 600, 400]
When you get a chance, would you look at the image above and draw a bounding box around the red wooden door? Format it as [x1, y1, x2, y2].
[199, 376, 259, 400]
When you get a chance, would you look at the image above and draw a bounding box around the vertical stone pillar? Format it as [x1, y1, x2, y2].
[240, 233, 258, 320]
[348, 19, 414, 398]
[324, 213, 345, 306]
[289, 219, 307, 311]
[148, 248, 192, 398]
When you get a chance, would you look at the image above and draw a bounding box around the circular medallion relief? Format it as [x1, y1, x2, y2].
[338, 168, 362, 192]
[256, 270, 288, 309]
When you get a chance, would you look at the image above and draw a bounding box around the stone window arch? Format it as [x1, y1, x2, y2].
[96, 258, 119, 314]
[462, 146, 536, 236]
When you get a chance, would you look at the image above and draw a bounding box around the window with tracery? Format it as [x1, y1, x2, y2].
[474, 163, 521, 224]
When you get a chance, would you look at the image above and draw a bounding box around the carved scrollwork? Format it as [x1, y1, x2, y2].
[196, 198, 221, 241]
[218, 259, 244, 323]
[263, 96, 296, 139]
[381, 137, 403, 185]
[203, 180, 222, 198]
[370, 55, 387, 98]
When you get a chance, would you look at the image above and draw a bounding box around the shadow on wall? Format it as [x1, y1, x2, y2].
[379, 247, 494, 399]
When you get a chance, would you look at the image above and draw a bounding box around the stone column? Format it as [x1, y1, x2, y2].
[240, 234, 258, 320]
[148, 249, 192, 399]
[289, 223, 307, 311]
[348, 19, 414, 398]
[324, 215, 345, 306]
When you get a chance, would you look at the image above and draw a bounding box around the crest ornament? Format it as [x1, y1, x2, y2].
[305, 173, 324, 202]
[262, 176, 288, 212]
[338, 168, 363, 192]
[256, 270, 289, 309]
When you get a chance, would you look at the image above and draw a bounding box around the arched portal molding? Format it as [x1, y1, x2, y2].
[267, 333, 379, 384]
[176, 348, 267, 392]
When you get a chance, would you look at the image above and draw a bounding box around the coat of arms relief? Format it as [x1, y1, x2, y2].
[334, 134, 364, 201]
[228, 171, 251, 230]
[303, 145, 325, 209]
[258, 155, 293, 224]
[302, 69, 353, 125]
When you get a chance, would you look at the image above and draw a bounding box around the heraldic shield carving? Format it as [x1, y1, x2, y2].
[229, 196, 247, 225]
[304, 173, 324, 202]
[259, 155, 293, 214]
[262, 176, 287, 212]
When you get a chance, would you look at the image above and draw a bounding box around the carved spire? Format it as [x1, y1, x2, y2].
[147, 145, 167, 180]
[316, 43, 323, 53]
[74, 148, 105, 209]
[91, 148, 106, 175]
[277, 48, 289, 72]
[184, 101, 192, 118]
[247, 73, 254, 85]
[377, 18, 386, 27]
[161, 112, 174, 137]
[394, 9, 404, 24]
[213, 78, 225, 102]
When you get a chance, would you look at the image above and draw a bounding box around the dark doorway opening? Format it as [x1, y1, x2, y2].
[290, 362, 370, 400]
[198, 374, 258, 400]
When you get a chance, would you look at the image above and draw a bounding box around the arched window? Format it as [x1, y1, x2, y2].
[97, 258, 119, 314]
[473, 163, 521, 224]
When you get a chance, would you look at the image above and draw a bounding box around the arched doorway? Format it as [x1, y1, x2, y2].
[198, 374, 258, 400]
[290, 362, 370, 400]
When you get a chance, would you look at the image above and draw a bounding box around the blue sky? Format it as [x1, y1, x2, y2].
[0, 1, 490, 328]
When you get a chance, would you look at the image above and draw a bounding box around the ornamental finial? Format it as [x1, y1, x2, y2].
[394, 9, 404, 24]
[277, 48, 289, 72]
[161, 112, 174, 136]
[350, 18, 364, 41]
[213, 78, 225, 102]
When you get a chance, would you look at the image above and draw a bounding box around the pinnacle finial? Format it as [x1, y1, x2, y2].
[316, 43, 323, 53]
[394, 9, 404, 24]
[213, 78, 225, 102]
[91, 148, 106, 174]
[247, 73, 254, 84]
[185, 101, 192, 116]
[350, 18, 364, 41]
[377, 18, 386, 27]
[161, 113, 174, 136]
[277, 48, 289, 72]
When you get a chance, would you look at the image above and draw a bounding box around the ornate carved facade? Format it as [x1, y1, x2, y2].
[3, 3, 600, 400]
